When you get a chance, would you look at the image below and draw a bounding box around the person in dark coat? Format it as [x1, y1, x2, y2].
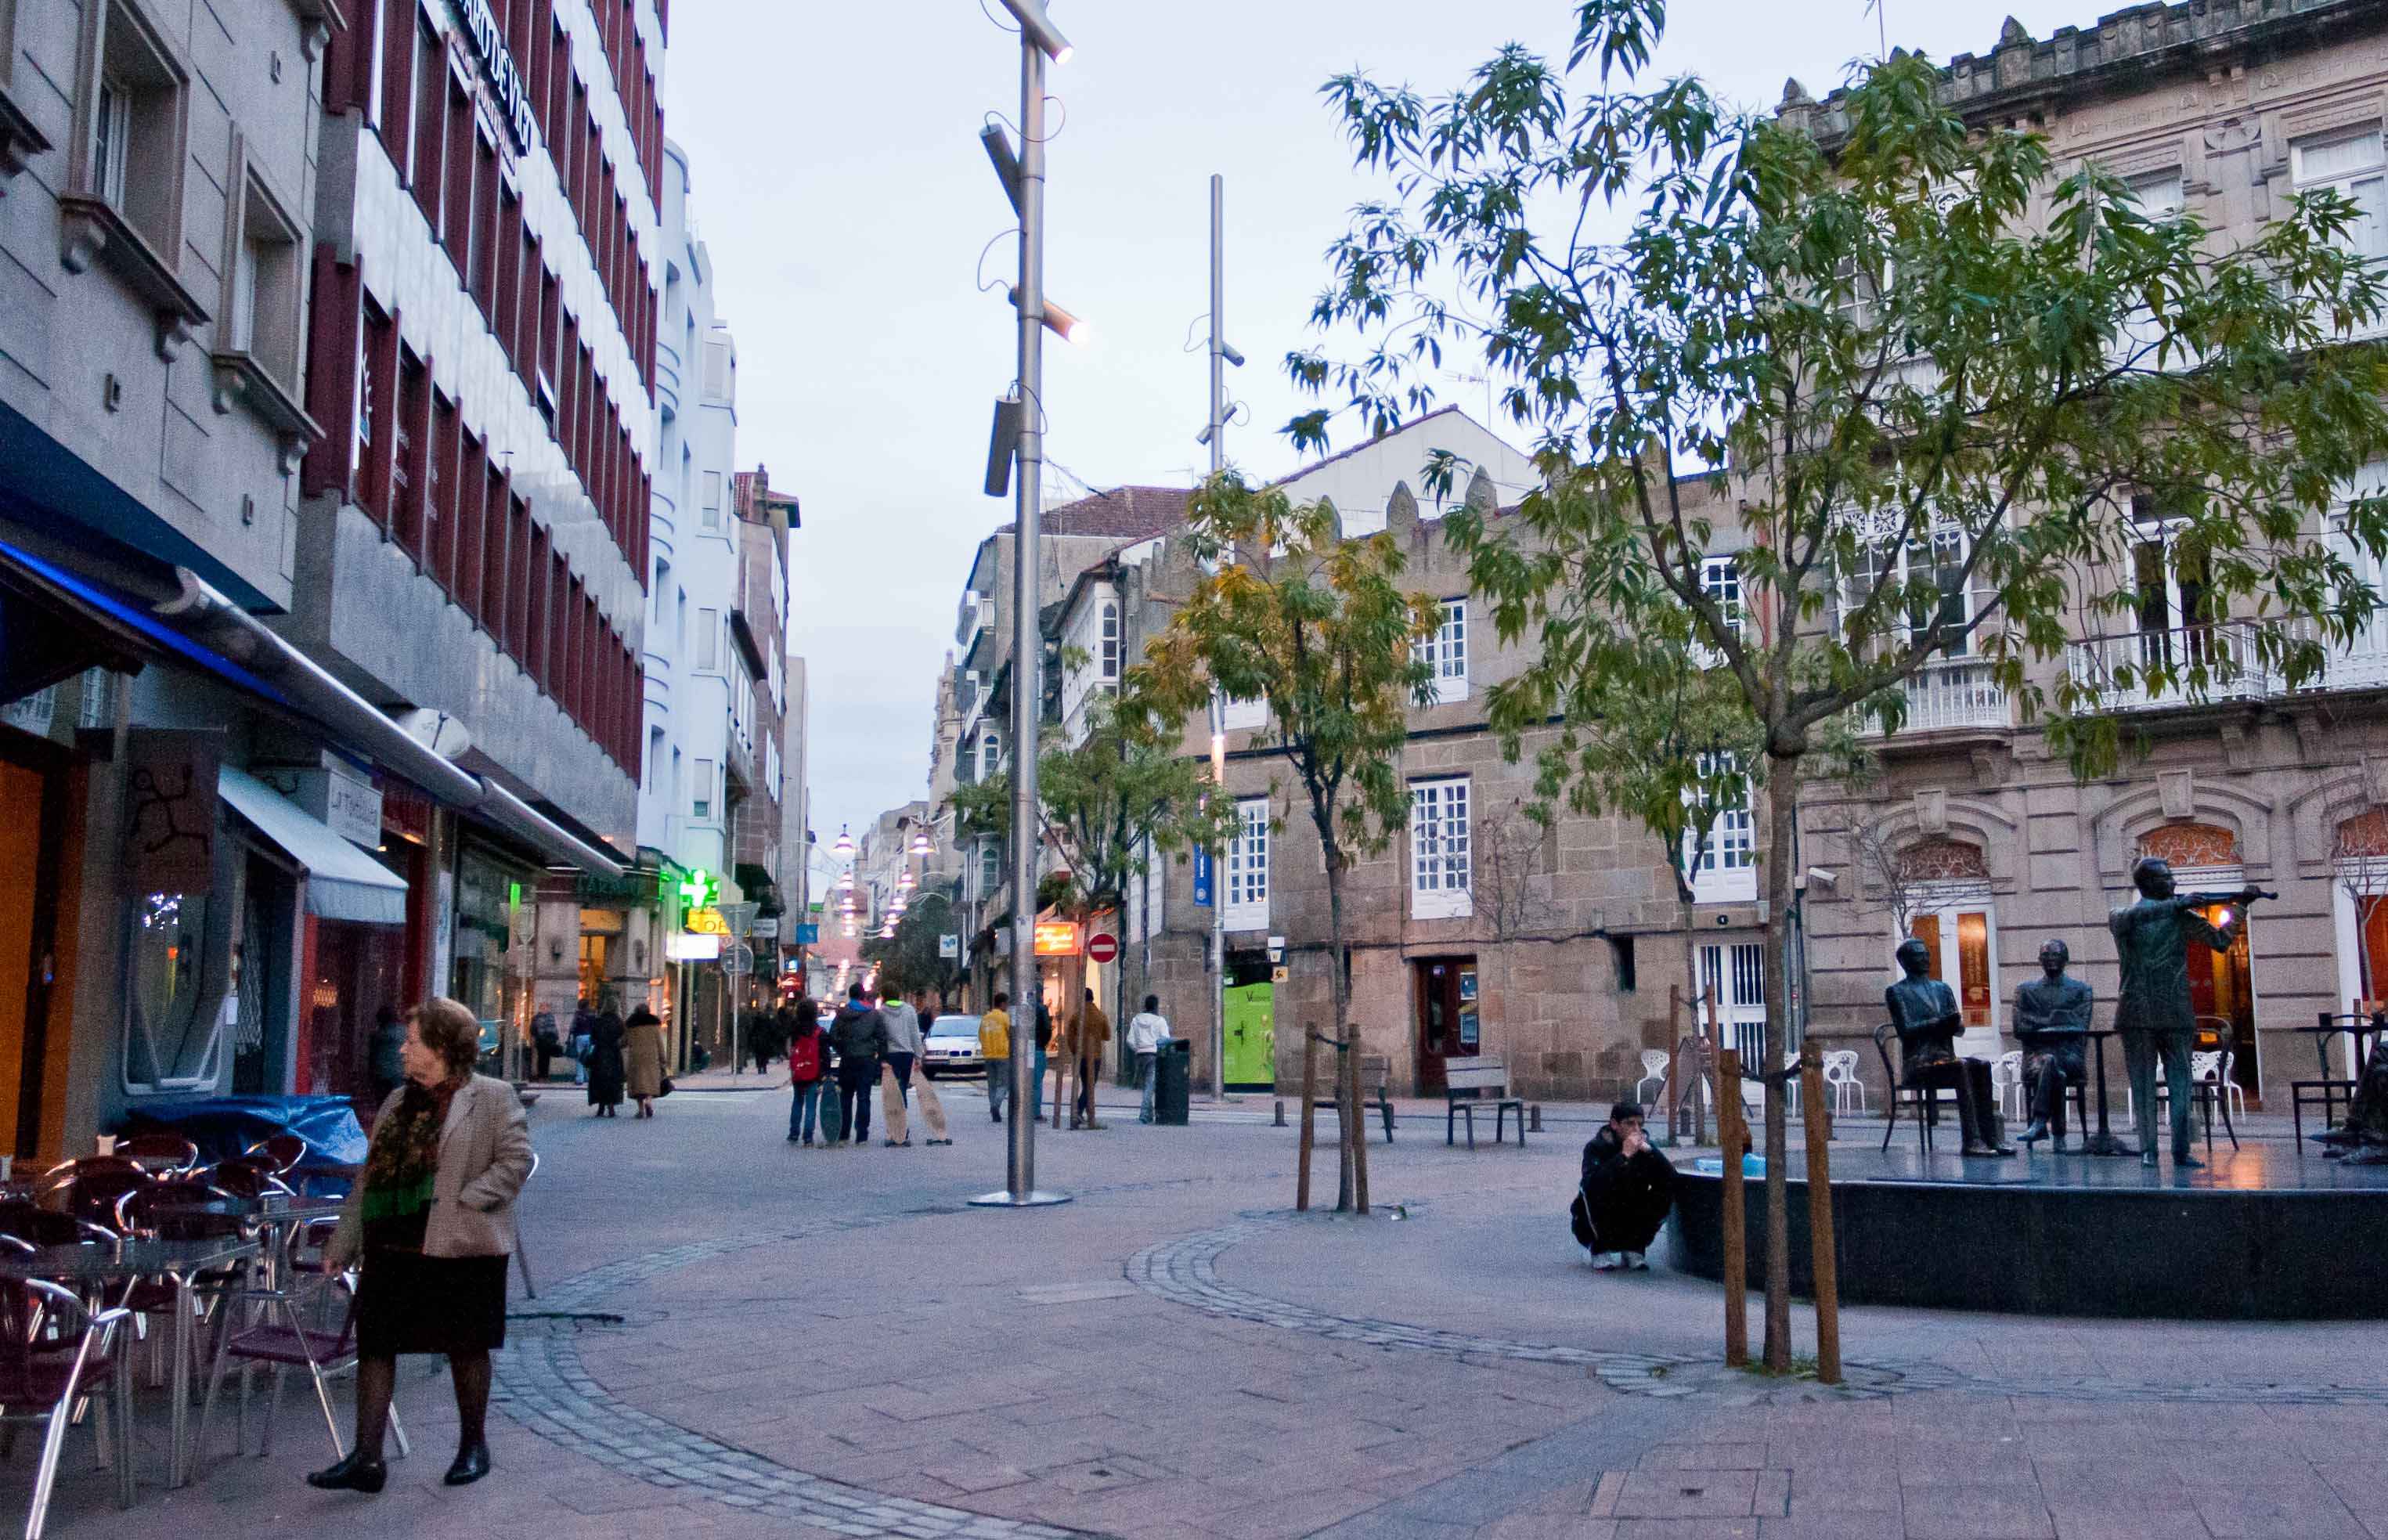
[1572, 1102, 1675, 1271]
[585, 1008, 626, 1116]
[828, 985, 889, 1145]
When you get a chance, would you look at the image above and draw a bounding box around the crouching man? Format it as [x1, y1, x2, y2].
[1571, 1102, 1676, 1271]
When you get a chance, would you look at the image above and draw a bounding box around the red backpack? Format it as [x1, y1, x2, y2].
[788, 1030, 821, 1083]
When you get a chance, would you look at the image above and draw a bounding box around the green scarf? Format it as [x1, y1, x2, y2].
[360, 1077, 460, 1224]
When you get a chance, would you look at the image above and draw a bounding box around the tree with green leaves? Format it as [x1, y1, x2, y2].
[950, 695, 1235, 1026]
[1288, 0, 2388, 1365]
[1130, 474, 1440, 1214]
[862, 890, 964, 1003]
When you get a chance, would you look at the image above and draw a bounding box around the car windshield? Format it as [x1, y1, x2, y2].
[926, 1015, 979, 1038]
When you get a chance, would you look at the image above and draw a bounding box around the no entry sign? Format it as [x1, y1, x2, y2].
[1087, 932, 1119, 964]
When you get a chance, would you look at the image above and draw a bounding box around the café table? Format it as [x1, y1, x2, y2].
[0, 1233, 259, 1492]
[2077, 1028, 2136, 1156]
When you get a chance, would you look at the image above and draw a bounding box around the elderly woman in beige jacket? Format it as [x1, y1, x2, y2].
[308, 997, 531, 1496]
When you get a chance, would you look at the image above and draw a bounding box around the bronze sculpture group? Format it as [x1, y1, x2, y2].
[1885, 857, 2269, 1167]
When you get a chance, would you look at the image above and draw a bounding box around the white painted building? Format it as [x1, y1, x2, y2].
[636, 139, 739, 893]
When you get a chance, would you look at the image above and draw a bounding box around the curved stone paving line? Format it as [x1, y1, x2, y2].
[1122, 1210, 2388, 1407]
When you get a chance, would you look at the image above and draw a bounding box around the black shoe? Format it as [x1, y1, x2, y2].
[308, 1450, 388, 1494]
[444, 1441, 491, 1486]
[2016, 1119, 2050, 1144]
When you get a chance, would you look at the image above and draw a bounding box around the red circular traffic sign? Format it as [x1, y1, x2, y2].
[1087, 932, 1119, 964]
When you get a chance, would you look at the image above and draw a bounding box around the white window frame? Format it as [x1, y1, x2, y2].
[1409, 777, 1473, 919]
[1223, 694, 1266, 732]
[692, 759, 714, 820]
[696, 608, 719, 670]
[1685, 751, 1757, 903]
[2293, 128, 2388, 338]
[701, 471, 723, 529]
[1837, 521, 1989, 661]
[1412, 599, 1468, 704]
[1225, 796, 1269, 930]
[1098, 600, 1121, 681]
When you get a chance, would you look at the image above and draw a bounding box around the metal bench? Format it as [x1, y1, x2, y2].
[1309, 1051, 1395, 1142]
[1445, 1055, 1526, 1148]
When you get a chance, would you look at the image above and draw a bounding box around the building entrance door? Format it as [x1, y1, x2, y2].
[1223, 950, 1275, 1089]
[1907, 903, 1999, 1059]
[1414, 957, 1479, 1095]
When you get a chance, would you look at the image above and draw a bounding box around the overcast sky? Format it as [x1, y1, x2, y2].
[662, 0, 2107, 857]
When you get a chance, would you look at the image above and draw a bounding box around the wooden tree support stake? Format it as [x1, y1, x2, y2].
[1715, 1046, 1749, 1369]
[1798, 1040, 1842, 1385]
[1297, 1022, 1319, 1212]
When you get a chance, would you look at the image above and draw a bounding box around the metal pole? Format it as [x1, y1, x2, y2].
[1207, 173, 1229, 1102]
[977, 22, 1066, 1208]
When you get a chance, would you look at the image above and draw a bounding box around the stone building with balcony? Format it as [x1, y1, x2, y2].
[1789, 0, 2388, 1112]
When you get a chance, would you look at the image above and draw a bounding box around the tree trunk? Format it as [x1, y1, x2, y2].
[1759, 756, 1801, 1372]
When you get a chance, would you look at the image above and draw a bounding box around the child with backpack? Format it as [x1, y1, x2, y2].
[785, 997, 828, 1145]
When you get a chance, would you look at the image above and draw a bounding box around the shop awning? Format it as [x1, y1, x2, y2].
[0, 539, 283, 707]
[218, 766, 408, 925]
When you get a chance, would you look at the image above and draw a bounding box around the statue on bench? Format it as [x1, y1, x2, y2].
[1887, 937, 2012, 1157]
[2015, 939, 2091, 1150]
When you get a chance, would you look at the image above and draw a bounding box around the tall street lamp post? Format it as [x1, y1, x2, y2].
[973, 0, 1074, 1209]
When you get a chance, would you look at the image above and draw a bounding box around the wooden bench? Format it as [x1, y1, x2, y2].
[1445, 1055, 1527, 1148]
[1309, 1051, 1396, 1142]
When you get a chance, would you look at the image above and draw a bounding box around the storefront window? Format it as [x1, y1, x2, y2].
[124, 889, 231, 1090]
[450, 848, 531, 1056]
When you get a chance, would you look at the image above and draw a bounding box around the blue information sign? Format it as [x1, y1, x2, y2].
[792, 923, 820, 944]
[1192, 848, 1214, 907]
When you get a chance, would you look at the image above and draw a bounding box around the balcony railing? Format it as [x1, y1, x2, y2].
[2067, 622, 2274, 710]
[1857, 654, 2011, 737]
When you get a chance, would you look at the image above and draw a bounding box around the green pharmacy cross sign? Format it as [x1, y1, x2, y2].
[678, 868, 720, 909]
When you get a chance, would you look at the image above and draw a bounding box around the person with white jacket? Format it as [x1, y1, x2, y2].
[1126, 995, 1171, 1124]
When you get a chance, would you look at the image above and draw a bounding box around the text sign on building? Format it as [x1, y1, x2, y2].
[749, 917, 779, 940]
[1192, 848, 1213, 907]
[1033, 921, 1079, 957]
[452, 0, 538, 149]
[666, 932, 721, 961]
[938, 934, 960, 960]
[685, 907, 730, 936]
[260, 764, 382, 848]
[1086, 932, 1119, 965]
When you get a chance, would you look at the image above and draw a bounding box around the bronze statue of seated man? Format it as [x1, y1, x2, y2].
[2014, 939, 2091, 1149]
[1888, 936, 2012, 1157]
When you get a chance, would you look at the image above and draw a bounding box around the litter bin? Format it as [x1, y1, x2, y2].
[1155, 1038, 1192, 1126]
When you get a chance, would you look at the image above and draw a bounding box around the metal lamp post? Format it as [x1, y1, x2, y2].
[973, 0, 1073, 1209]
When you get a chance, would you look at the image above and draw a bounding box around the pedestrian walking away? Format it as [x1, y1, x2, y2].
[568, 999, 597, 1087]
[309, 997, 532, 1495]
[1033, 995, 1054, 1121]
[1066, 988, 1111, 1127]
[785, 996, 826, 1145]
[1571, 1101, 1676, 1271]
[1127, 994, 1171, 1124]
[879, 989, 925, 1137]
[586, 1004, 626, 1116]
[529, 1005, 560, 1081]
[979, 994, 1012, 1123]
[623, 1005, 667, 1118]
[829, 983, 889, 1145]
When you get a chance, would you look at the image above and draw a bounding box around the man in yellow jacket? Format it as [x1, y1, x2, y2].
[979, 993, 1012, 1123]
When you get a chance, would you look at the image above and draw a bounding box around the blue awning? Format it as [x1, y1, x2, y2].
[0, 540, 287, 705]
[217, 767, 408, 926]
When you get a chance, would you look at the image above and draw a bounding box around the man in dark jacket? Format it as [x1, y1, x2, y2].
[829, 985, 890, 1145]
[1572, 1102, 1676, 1271]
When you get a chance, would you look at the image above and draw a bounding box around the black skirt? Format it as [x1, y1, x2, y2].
[355, 1247, 510, 1357]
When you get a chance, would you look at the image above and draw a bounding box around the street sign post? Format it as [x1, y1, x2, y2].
[1087, 932, 1118, 965]
[726, 943, 754, 976]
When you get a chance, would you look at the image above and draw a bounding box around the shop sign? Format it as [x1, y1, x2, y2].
[1033, 920, 1079, 956]
[686, 907, 730, 936]
[2, 686, 56, 739]
[124, 729, 221, 896]
[258, 763, 382, 847]
[453, 0, 537, 148]
[666, 932, 721, 961]
[939, 934, 960, 959]
[750, 917, 779, 940]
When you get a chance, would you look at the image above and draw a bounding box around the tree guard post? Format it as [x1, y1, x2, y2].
[1297, 1022, 1320, 1212]
[1715, 1046, 1749, 1369]
[1798, 1039, 1841, 1384]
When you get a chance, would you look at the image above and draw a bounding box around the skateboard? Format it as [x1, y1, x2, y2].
[879, 1062, 911, 1145]
[817, 1078, 844, 1143]
[914, 1073, 952, 1145]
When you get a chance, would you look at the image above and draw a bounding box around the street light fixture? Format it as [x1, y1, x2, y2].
[910, 828, 932, 858]
[994, 0, 1072, 63]
[833, 826, 853, 860]
[1005, 287, 1091, 348]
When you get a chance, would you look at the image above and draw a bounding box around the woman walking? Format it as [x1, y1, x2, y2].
[622, 1004, 666, 1118]
[586, 1004, 626, 1116]
[308, 997, 532, 1494]
[785, 997, 826, 1145]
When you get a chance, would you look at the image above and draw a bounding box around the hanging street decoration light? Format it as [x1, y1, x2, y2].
[833, 825, 853, 860]
[910, 827, 932, 858]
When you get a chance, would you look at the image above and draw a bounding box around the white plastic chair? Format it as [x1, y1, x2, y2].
[1633, 1050, 1669, 1108]
[1992, 1051, 2025, 1121]
[2193, 1050, 2247, 1118]
[1823, 1050, 1865, 1113]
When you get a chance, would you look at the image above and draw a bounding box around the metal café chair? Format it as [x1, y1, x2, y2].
[1873, 1022, 1946, 1152]
[0, 1276, 134, 1537]
[242, 1135, 309, 1177]
[202, 1156, 295, 1203]
[29, 1160, 151, 1232]
[514, 1152, 539, 1300]
[195, 1215, 408, 1469]
[114, 1134, 201, 1178]
[112, 1181, 251, 1387]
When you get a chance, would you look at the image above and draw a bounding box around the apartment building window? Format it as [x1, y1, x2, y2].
[1099, 601, 1121, 680]
[1225, 797, 1269, 929]
[692, 759, 712, 820]
[696, 608, 718, 669]
[1409, 777, 1473, 919]
[222, 168, 305, 398]
[979, 730, 1001, 779]
[1686, 751, 1756, 900]
[1838, 522, 1986, 659]
[1223, 694, 1266, 732]
[79, 0, 188, 258]
[701, 471, 722, 529]
[2293, 128, 2387, 262]
[1701, 555, 1743, 634]
[1413, 600, 1467, 703]
[647, 727, 665, 792]
[978, 838, 1002, 899]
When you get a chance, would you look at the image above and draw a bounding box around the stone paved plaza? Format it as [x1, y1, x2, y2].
[9, 1078, 2386, 1540]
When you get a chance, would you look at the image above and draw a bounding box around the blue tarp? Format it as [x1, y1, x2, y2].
[118, 1095, 370, 1167]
